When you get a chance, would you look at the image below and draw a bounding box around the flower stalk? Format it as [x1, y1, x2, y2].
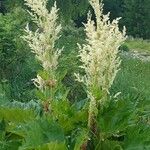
[75, 0, 126, 144]
[22, 0, 62, 109]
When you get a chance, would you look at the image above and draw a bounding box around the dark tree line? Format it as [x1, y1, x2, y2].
[123, 0, 150, 39]
[0, 0, 150, 38]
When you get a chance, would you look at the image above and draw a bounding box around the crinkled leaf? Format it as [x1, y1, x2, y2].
[19, 118, 66, 150]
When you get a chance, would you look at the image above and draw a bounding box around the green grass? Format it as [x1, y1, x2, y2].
[111, 56, 150, 100]
[114, 38, 150, 100]
[124, 38, 150, 53]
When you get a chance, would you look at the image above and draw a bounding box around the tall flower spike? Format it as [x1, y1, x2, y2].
[76, 0, 126, 101]
[75, 0, 126, 135]
[22, 0, 62, 95]
[23, 0, 62, 72]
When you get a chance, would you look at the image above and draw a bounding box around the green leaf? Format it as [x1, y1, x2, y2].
[0, 140, 21, 150]
[95, 139, 123, 150]
[74, 129, 88, 150]
[19, 118, 66, 150]
[0, 107, 36, 123]
[98, 99, 136, 134]
[46, 142, 67, 150]
[123, 124, 150, 150]
[51, 100, 87, 132]
[0, 119, 6, 132]
[0, 119, 6, 140]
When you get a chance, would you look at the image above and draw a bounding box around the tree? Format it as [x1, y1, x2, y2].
[103, 0, 124, 19]
[47, 0, 89, 23]
[123, 0, 150, 39]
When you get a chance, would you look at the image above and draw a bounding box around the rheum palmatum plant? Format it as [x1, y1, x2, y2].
[23, 0, 62, 109]
[75, 0, 126, 129]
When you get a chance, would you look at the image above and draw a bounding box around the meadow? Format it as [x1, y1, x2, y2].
[0, 0, 150, 149]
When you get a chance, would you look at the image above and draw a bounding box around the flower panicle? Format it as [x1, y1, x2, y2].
[76, 0, 126, 100]
[23, 0, 62, 94]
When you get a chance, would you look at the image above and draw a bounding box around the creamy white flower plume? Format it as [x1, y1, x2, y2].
[22, 0, 62, 94]
[76, 0, 126, 98]
[23, 0, 62, 71]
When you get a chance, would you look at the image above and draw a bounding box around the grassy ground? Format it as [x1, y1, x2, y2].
[125, 38, 150, 53]
[116, 38, 150, 100]
[111, 56, 150, 100]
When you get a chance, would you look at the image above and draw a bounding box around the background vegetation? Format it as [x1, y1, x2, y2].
[0, 0, 150, 101]
[0, 0, 150, 149]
